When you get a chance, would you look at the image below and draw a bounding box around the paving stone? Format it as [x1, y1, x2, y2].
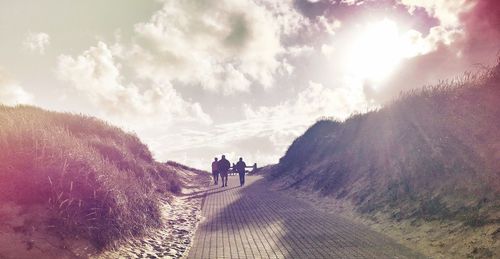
[187, 175, 426, 259]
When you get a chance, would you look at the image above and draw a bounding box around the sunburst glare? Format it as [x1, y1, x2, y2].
[345, 18, 410, 86]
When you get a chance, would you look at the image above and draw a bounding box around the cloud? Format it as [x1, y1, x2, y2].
[287, 45, 315, 58]
[257, 0, 310, 37]
[245, 81, 372, 123]
[149, 118, 299, 169]
[316, 15, 342, 36]
[48, 0, 498, 169]
[56, 0, 310, 125]
[53, 0, 313, 166]
[0, 69, 33, 106]
[23, 32, 50, 54]
[399, 0, 475, 27]
[154, 80, 375, 168]
[386, 1, 472, 60]
[57, 41, 211, 125]
[371, 0, 500, 102]
[126, 0, 299, 93]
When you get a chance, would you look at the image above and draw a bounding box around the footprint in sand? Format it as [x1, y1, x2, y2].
[96, 183, 207, 259]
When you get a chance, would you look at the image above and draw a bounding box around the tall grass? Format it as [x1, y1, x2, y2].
[274, 60, 500, 222]
[0, 106, 181, 249]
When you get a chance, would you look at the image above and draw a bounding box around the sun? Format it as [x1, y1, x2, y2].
[346, 18, 406, 85]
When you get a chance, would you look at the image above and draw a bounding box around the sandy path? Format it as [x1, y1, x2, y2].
[95, 172, 210, 259]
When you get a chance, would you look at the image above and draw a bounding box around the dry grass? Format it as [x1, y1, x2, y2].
[0, 106, 181, 249]
[273, 60, 500, 224]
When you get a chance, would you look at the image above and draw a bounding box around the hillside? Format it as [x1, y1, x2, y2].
[268, 62, 500, 256]
[0, 105, 208, 258]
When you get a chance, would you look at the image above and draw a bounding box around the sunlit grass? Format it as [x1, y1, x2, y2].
[0, 106, 181, 249]
[276, 59, 500, 223]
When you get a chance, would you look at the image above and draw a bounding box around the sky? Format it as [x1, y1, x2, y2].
[0, 0, 499, 170]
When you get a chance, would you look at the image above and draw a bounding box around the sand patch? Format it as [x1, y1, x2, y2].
[0, 202, 93, 259]
[94, 172, 210, 259]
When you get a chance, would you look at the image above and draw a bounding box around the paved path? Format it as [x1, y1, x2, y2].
[187, 175, 425, 259]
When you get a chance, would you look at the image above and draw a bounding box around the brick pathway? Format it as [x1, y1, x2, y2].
[187, 175, 425, 259]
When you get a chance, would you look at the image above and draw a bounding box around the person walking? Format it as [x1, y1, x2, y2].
[235, 157, 246, 186]
[211, 157, 219, 185]
[218, 155, 231, 187]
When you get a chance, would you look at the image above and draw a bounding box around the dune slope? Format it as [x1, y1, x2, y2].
[271, 62, 500, 226]
[0, 106, 203, 256]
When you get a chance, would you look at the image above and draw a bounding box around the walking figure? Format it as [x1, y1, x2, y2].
[211, 157, 219, 185]
[218, 155, 231, 187]
[235, 157, 246, 186]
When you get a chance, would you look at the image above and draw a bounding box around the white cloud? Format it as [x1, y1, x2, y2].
[54, 0, 311, 107]
[128, 0, 290, 93]
[400, 0, 475, 27]
[321, 44, 335, 57]
[400, 25, 463, 57]
[341, 0, 361, 5]
[257, 0, 310, 37]
[316, 16, 341, 36]
[56, 42, 211, 124]
[53, 0, 314, 166]
[0, 70, 33, 106]
[55, 0, 310, 117]
[23, 32, 50, 54]
[245, 81, 372, 124]
[397, 0, 475, 52]
[391, 1, 474, 60]
[287, 45, 315, 58]
[153, 81, 376, 169]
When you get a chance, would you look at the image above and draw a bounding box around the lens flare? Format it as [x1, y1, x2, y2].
[345, 19, 406, 86]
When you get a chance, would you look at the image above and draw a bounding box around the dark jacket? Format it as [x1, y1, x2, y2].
[211, 161, 219, 173]
[235, 161, 246, 173]
[218, 158, 231, 173]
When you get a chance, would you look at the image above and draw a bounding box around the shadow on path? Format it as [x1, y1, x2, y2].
[185, 186, 240, 200]
[188, 176, 426, 258]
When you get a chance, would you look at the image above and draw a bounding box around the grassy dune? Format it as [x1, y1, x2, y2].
[0, 106, 185, 249]
[272, 61, 500, 226]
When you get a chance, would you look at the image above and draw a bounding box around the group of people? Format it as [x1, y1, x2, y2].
[211, 155, 247, 187]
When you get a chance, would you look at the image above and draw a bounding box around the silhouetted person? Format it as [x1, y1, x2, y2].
[218, 155, 231, 187]
[211, 157, 219, 185]
[235, 157, 246, 186]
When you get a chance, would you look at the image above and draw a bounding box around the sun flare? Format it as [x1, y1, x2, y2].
[346, 19, 407, 85]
